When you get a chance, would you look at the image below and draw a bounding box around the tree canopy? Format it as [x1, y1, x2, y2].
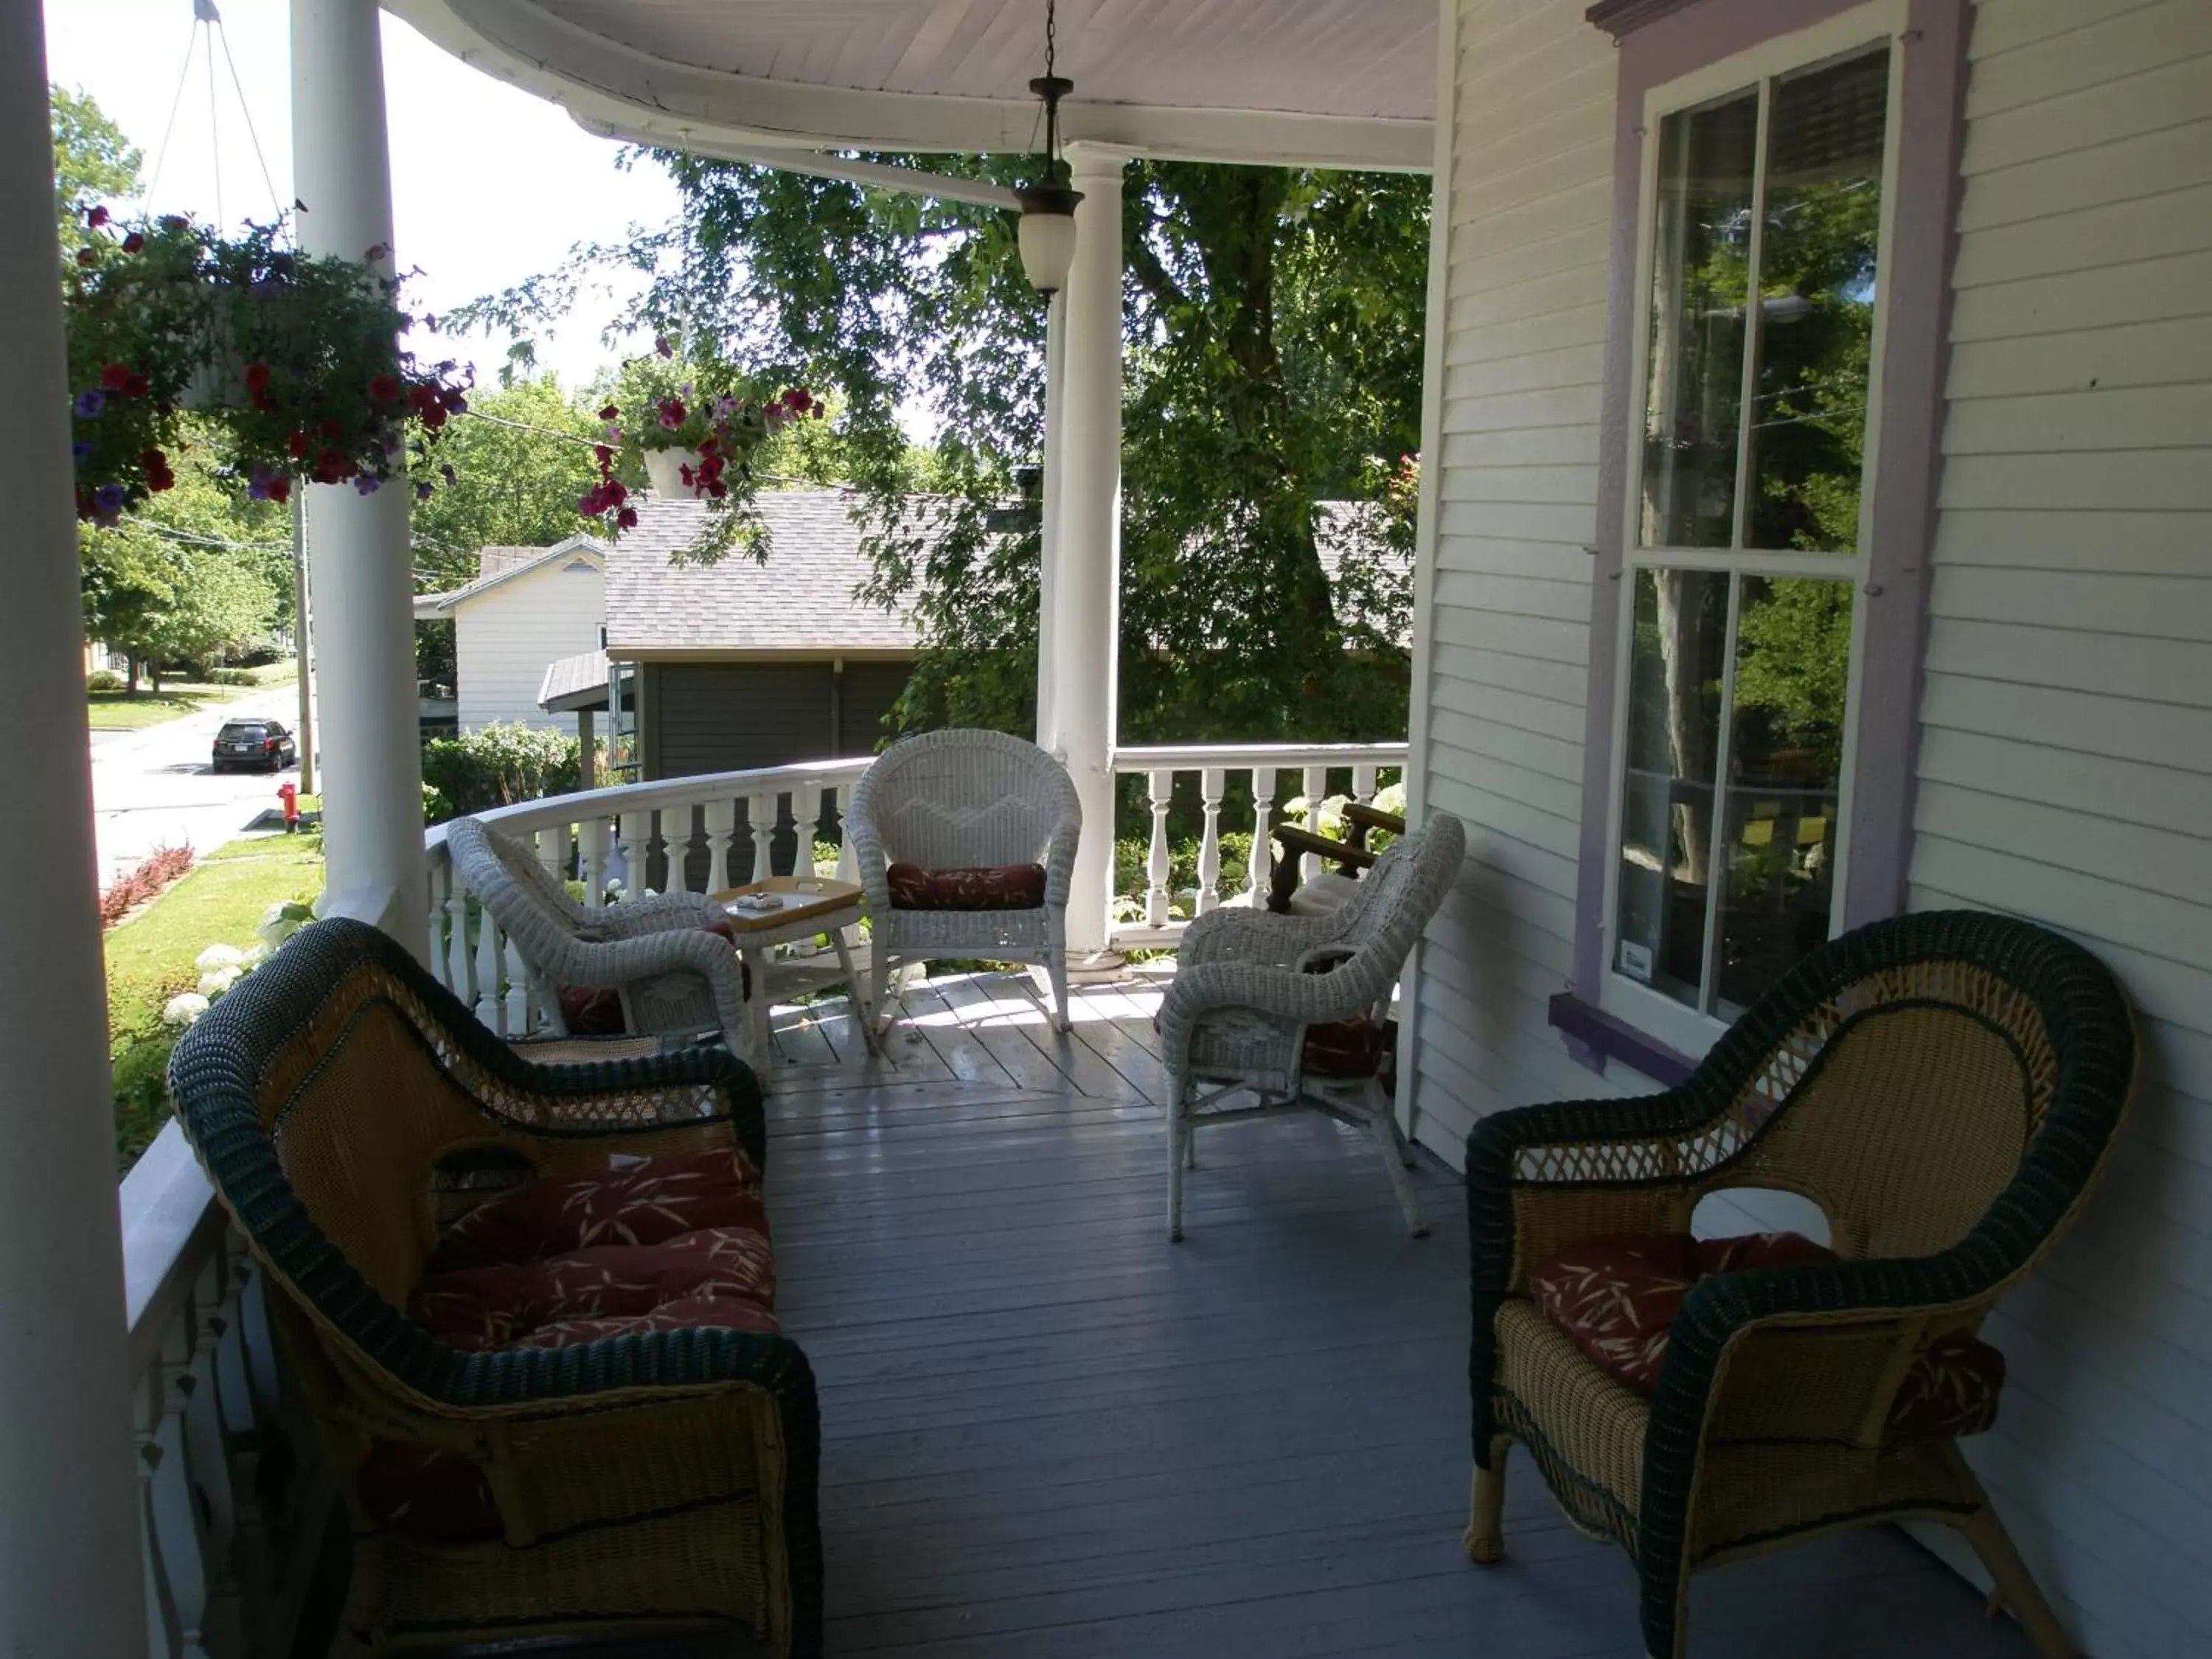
[49, 84, 139, 251]
[459, 153, 1429, 745]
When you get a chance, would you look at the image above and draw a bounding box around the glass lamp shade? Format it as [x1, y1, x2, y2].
[1015, 184, 1082, 293]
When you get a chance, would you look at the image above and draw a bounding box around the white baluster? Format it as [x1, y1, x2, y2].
[504, 935, 530, 1035]
[146, 1317, 210, 1658]
[616, 809, 653, 899]
[182, 1252, 241, 1655]
[1352, 763, 1378, 808]
[1145, 769, 1174, 928]
[703, 798, 739, 893]
[832, 785, 859, 883]
[579, 817, 610, 908]
[1195, 768, 1225, 915]
[426, 858, 451, 987]
[748, 793, 776, 883]
[445, 879, 473, 1012]
[475, 908, 504, 1032]
[536, 822, 568, 888]
[1249, 767, 1276, 909]
[1301, 764, 1328, 880]
[139, 1366, 177, 1659]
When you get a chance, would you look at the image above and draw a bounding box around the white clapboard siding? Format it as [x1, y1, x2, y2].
[1904, 4, 2212, 1653]
[1408, 0, 1624, 1160]
[450, 553, 605, 733]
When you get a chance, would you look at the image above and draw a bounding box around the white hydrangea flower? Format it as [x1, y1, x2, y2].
[198, 965, 243, 998]
[195, 942, 245, 973]
[161, 992, 211, 1028]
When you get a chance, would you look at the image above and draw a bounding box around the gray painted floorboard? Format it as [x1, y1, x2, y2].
[439, 972, 2036, 1659]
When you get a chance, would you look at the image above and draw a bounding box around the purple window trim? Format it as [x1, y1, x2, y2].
[1568, 0, 1972, 1008]
[1548, 992, 1698, 1088]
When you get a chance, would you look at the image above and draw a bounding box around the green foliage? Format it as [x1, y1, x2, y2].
[459, 151, 1424, 745]
[420, 722, 582, 821]
[86, 667, 124, 692]
[49, 84, 139, 253]
[204, 666, 261, 687]
[408, 377, 611, 591]
[1732, 577, 1853, 770]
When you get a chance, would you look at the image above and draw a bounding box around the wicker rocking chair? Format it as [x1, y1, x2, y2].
[168, 918, 821, 1656]
[1158, 812, 1465, 1241]
[1463, 911, 2135, 1659]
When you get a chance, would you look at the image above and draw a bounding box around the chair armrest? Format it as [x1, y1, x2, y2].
[558, 928, 751, 1050]
[1180, 903, 1353, 970]
[1341, 801, 1407, 838]
[479, 1029, 768, 1171]
[1041, 811, 1082, 908]
[1157, 958, 1373, 1072]
[594, 888, 723, 939]
[1273, 824, 1378, 874]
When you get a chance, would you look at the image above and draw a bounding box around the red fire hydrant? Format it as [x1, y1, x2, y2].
[277, 780, 300, 835]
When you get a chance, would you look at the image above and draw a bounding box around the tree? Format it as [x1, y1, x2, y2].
[50, 85, 139, 251]
[458, 153, 1427, 745]
[407, 377, 607, 590]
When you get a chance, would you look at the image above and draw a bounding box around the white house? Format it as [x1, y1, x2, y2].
[414, 533, 607, 733]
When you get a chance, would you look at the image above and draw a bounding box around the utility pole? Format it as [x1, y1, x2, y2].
[292, 490, 315, 793]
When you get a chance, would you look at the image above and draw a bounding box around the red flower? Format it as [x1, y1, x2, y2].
[86, 205, 109, 229]
[122, 232, 145, 254]
[314, 446, 356, 483]
[656, 397, 686, 431]
[75, 248, 97, 267]
[141, 450, 175, 493]
[243, 362, 271, 392]
[123, 372, 150, 399]
[655, 335, 675, 359]
[99, 363, 131, 392]
[287, 431, 310, 459]
[319, 418, 343, 439]
[616, 507, 638, 529]
[593, 444, 613, 465]
[369, 375, 401, 403]
[250, 391, 274, 412]
[159, 215, 189, 232]
[597, 403, 619, 422]
[265, 477, 291, 506]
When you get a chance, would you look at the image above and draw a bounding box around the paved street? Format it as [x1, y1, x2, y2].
[89, 686, 307, 883]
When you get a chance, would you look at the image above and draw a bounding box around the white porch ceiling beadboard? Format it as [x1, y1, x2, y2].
[389, 0, 1437, 169]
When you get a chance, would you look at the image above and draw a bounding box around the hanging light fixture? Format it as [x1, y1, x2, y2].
[1015, 0, 1082, 295]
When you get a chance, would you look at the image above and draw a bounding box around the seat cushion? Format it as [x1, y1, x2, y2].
[1527, 1231, 2004, 1444]
[363, 1150, 779, 1543]
[1301, 1012, 1388, 1079]
[555, 920, 749, 1035]
[886, 861, 1047, 911]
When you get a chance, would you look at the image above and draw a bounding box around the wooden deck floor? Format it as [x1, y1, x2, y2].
[716, 970, 2036, 1659]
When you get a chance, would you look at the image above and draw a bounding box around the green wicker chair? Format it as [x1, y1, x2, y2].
[1463, 911, 2135, 1659]
[167, 917, 821, 1656]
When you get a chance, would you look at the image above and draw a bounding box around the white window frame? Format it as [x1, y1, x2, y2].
[1596, 0, 1910, 1060]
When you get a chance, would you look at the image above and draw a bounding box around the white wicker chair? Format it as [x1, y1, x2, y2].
[846, 728, 1083, 1033]
[1157, 811, 1467, 1240]
[445, 814, 756, 1060]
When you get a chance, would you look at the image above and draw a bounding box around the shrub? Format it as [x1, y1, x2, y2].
[205, 666, 260, 687]
[100, 844, 195, 927]
[111, 1030, 181, 1169]
[87, 668, 125, 692]
[420, 723, 581, 821]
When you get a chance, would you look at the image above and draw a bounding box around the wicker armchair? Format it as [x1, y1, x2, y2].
[1159, 812, 1465, 1240]
[846, 728, 1082, 1032]
[167, 918, 820, 1656]
[1464, 911, 2136, 1659]
[446, 813, 755, 1061]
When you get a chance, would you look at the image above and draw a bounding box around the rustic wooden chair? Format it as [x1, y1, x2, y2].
[1463, 910, 2135, 1659]
[167, 917, 820, 1656]
[1267, 800, 1407, 915]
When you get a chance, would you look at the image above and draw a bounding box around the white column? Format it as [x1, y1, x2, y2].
[0, 4, 152, 1651]
[1052, 145, 1127, 960]
[1034, 288, 1067, 742]
[292, 0, 428, 953]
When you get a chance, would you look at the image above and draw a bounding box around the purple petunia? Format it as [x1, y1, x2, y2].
[353, 474, 380, 495]
[94, 483, 125, 512]
[74, 389, 105, 419]
[415, 481, 434, 501]
[72, 441, 91, 463]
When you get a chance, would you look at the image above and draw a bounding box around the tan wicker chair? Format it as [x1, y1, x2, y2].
[167, 918, 819, 1656]
[1463, 911, 2135, 1659]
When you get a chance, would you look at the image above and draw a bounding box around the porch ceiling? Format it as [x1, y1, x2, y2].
[389, 0, 1437, 170]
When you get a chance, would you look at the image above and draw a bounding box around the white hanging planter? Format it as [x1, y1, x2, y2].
[641, 447, 701, 498]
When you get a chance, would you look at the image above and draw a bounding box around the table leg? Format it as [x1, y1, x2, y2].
[832, 925, 880, 1055]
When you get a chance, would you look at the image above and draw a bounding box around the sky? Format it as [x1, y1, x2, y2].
[41, 0, 683, 392]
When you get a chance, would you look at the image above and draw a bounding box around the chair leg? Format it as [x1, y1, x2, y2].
[870, 947, 897, 1040]
[1166, 1073, 1189, 1242]
[1046, 950, 1073, 1034]
[1365, 1080, 1427, 1237]
[1464, 1436, 1509, 1564]
[1953, 1501, 2077, 1659]
[1639, 1567, 1691, 1659]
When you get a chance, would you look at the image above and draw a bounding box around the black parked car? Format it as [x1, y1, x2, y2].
[211, 719, 297, 773]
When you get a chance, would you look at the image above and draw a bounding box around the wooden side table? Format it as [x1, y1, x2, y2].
[709, 876, 880, 1065]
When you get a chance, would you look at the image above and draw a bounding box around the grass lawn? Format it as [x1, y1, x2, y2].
[108, 830, 324, 1168]
[86, 658, 299, 731]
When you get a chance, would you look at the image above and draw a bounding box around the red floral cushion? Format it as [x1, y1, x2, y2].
[1527, 1231, 2005, 1444]
[556, 921, 749, 1035]
[362, 1150, 781, 1543]
[886, 862, 1047, 911]
[1302, 1012, 1388, 1079]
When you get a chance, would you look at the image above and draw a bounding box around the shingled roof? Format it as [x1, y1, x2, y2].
[605, 491, 919, 655]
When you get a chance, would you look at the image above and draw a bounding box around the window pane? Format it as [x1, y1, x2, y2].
[1640, 89, 1760, 550]
[1746, 47, 1890, 552]
[1615, 568, 1730, 1008]
[1712, 577, 1853, 1015]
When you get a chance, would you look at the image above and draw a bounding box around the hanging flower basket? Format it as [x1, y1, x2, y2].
[63, 209, 469, 525]
[577, 339, 821, 557]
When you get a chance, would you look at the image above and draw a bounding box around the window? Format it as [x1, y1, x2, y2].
[1600, 8, 1905, 1052]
